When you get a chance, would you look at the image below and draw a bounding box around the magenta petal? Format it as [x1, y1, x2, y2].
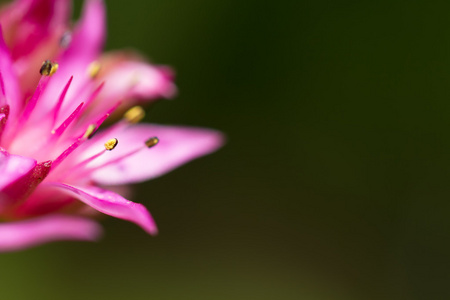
[101, 62, 177, 102]
[22, 0, 71, 29]
[0, 150, 36, 192]
[87, 124, 224, 185]
[0, 27, 21, 121]
[0, 215, 102, 252]
[0, 0, 71, 58]
[0, 149, 51, 205]
[66, 0, 105, 61]
[46, 183, 158, 235]
[37, 0, 106, 119]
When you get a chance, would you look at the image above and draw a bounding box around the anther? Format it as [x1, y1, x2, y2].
[124, 106, 145, 123]
[145, 137, 159, 148]
[68, 137, 159, 179]
[104, 138, 119, 151]
[83, 124, 97, 139]
[87, 61, 101, 78]
[40, 60, 59, 76]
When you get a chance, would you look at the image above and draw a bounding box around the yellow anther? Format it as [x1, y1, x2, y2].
[87, 61, 101, 78]
[83, 124, 97, 139]
[40, 60, 59, 76]
[104, 138, 119, 151]
[124, 106, 145, 124]
[145, 137, 159, 148]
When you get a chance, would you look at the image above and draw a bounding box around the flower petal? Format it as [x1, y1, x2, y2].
[36, 0, 106, 121]
[0, 27, 21, 122]
[46, 183, 158, 235]
[86, 124, 224, 185]
[0, 0, 71, 94]
[0, 149, 52, 207]
[101, 61, 176, 102]
[0, 150, 36, 196]
[0, 214, 102, 252]
[0, 0, 71, 58]
[65, 0, 105, 62]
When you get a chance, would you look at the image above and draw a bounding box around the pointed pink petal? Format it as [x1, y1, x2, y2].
[46, 183, 158, 235]
[0, 27, 21, 123]
[101, 62, 176, 102]
[0, 215, 102, 252]
[67, 0, 105, 60]
[52, 101, 84, 136]
[0, 150, 51, 206]
[85, 124, 224, 185]
[0, 150, 36, 192]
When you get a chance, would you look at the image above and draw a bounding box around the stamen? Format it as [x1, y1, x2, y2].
[30, 101, 85, 159]
[83, 124, 97, 139]
[50, 110, 114, 173]
[87, 61, 101, 78]
[62, 137, 117, 180]
[51, 137, 84, 170]
[124, 106, 145, 123]
[94, 136, 160, 169]
[77, 149, 106, 167]
[67, 136, 160, 180]
[51, 124, 101, 170]
[51, 102, 84, 137]
[89, 102, 136, 139]
[74, 99, 121, 138]
[145, 137, 159, 148]
[104, 138, 118, 151]
[20, 75, 50, 123]
[47, 106, 113, 173]
[52, 76, 73, 126]
[92, 112, 112, 129]
[40, 60, 59, 76]
[0, 72, 5, 97]
[83, 82, 105, 108]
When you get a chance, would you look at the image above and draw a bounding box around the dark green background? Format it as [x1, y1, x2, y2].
[2, 0, 450, 299]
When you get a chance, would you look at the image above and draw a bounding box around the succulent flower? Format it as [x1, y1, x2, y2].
[0, 0, 223, 251]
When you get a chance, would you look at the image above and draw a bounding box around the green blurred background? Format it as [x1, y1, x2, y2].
[3, 0, 450, 299]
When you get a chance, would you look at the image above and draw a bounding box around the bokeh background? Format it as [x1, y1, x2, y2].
[2, 0, 450, 299]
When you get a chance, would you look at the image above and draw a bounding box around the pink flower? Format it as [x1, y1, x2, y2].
[0, 0, 223, 251]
